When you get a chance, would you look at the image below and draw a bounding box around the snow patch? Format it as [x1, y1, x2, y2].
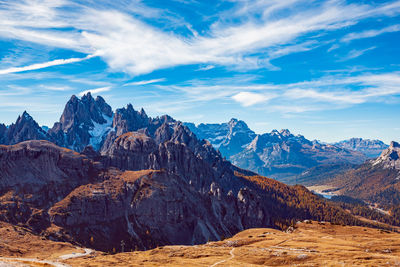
[89, 114, 113, 150]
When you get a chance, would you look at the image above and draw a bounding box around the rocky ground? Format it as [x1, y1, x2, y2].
[1, 221, 400, 266]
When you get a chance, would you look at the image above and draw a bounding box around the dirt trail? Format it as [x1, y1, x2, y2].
[59, 248, 93, 260]
[209, 247, 235, 267]
[0, 257, 70, 267]
[0, 247, 93, 267]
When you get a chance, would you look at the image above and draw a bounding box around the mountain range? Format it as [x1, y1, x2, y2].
[0, 93, 378, 252]
[186, 120, 388, 183]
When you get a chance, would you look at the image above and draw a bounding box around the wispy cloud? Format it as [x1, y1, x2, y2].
[39, 85, 73, 91]
[1, 0, 400, 75]
[197, 65, 215, 71]
[123, 78, 166, 86]
[78, 86, 111, 96]
[342, 24, 400, 42]
[0, 54, 95, 75]
[338, 46, 376, 62]
[151, 71, 400, 114]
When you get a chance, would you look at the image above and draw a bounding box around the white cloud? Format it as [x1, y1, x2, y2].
[232, 92, 273, 106]
[337, 46, 376, 62]
[0, 54, 95, 75]
[78, 86, 111, 96]
[123, 78, 166, 86]
[151, 71, 400, 113]
[39, 85, 73, 91]
[197, 65, 215, 71]
[342, 24, 400, 42]
[1, 0, 400, 75]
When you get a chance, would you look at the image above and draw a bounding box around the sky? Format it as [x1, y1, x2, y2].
[0, 0, 399, 143]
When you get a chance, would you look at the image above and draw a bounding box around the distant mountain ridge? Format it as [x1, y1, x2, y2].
[186, 120, 380, 183]
[333, 138, 388, 158]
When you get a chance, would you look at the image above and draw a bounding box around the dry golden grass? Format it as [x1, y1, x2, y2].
[1, 221, 400, 266]
[0, 222, 86, 260]
[64, 221, 400, 267]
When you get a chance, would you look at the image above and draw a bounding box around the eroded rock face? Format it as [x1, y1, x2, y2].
[0, 140, 268, 252]
[0, 140, 102, 230]
[48, 170, 244, 251]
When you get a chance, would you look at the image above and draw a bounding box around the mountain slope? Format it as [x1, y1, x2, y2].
[327, 141, 400, 207]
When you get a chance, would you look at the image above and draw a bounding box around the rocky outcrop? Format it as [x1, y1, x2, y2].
[334, 138, 388, 158]
[0, 140, 280, 251]
[372, 141, 400, 170]
[48, 170, 246, 251]
[0, 140, 102, 230]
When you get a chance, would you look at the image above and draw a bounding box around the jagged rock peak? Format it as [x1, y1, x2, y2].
[3, 111, 50, 145]
[21, 110, 32, 119]
[60, 92, 112, 126]
[228, 118, 250, 129]
[49, 93, 114, 152]
[95, 95, 113, 117]
[279, 129, 291, 136]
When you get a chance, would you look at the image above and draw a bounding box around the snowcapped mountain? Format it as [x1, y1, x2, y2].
[334, 138, 388, 158]
[48, 93, 114, 151]
[185, 118, 256, 158]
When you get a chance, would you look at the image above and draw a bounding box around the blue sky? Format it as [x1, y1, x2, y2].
[0, 0, 399, 143]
